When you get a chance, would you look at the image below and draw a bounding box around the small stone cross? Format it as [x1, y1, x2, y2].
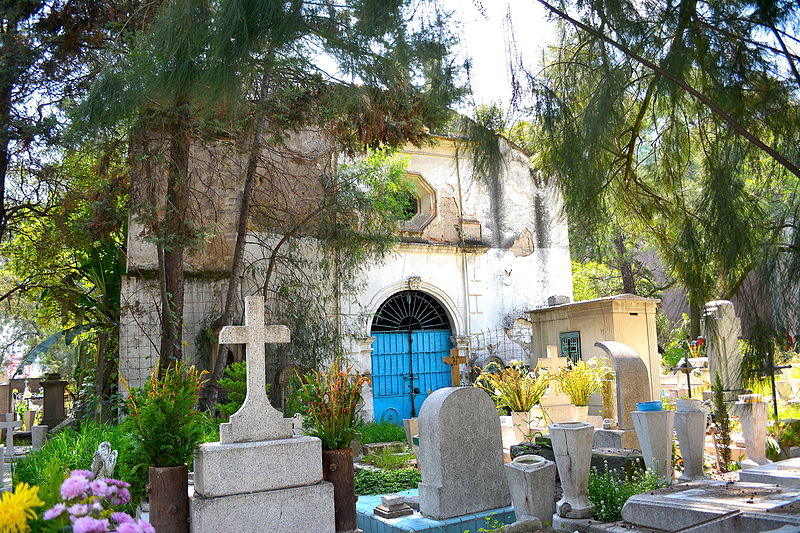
[0, 414, 22, 458]
[218, 295, 292, 444]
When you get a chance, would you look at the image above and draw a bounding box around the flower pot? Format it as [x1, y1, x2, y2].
[574, 405, 589, 422]
[549, 421, 595, 519]
[322, 447, 358, 533]
[148, 465, 189, 533]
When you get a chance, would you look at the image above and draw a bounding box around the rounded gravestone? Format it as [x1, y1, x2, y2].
[418, 387, 511, 520]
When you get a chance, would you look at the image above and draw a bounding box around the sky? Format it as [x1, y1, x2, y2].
[442, 1, 558, 112]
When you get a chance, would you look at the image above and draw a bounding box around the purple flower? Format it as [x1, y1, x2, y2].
[61, 474, 90, 500]
[116, 524, 143, 533]
[72, 516, 110, 533]
[108, 487, 131, 506]
[90, 479, 110, 498]
[68, 503, 90, 517]
[138, 520, 155, 533]
[111, 512, 135, 524]
[71, 469, 94, 478]
[43, 503, 67, 520]
[102, 478, 130, 488]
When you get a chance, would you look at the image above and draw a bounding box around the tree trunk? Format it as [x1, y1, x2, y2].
[690, 299, 702, 339]
[94, 332, 109, 422]
[0, 22, 15, 243]
[200, 73, 269, 412]
[158, 103, 191, 372]
[614, 233, 637, 294]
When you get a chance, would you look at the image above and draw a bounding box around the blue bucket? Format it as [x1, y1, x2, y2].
[636, 401, 663, 412]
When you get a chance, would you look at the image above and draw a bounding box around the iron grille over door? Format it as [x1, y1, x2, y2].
[371, 290, 452, 423]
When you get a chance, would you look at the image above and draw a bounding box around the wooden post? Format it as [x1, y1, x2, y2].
[443, 349, 466, 386]
[148, 465, 189, 533]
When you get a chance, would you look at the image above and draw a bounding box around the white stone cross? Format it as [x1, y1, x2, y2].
[0, 414, 21, 458]
[218, 295, 293, 444]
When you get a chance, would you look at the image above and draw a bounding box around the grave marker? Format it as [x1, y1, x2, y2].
[0, 414, 21, 458]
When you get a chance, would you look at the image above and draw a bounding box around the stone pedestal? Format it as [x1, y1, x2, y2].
[632, 410, 675, 481]
[40, 374, 68, 428]
[504, 454, 556, 522]
[674, 406, 706, 481]
[549, 421, 595, 519]
[737, 401, 771, 468]
[31, 425, 48, 452]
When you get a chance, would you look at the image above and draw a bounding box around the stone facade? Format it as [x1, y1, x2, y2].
[118, 133, 573, 419]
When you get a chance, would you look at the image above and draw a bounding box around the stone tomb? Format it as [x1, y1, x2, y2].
[417, 387, 511, 520]
[594, 340, 652, 449]
[190, 295, 334, 533]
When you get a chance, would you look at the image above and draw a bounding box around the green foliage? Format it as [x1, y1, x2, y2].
[588, 466, 664, 522]
[296, 358, 369, 450]
[554, 357, 613, 406]
[360, 451, 416, 470]
[712, 372, 733, 472]
[124, 364, 208, 469]
[571, 260, 624, 301]
[474, 360, 550, 412]
[217, 361, 269, 420]
[354, 468, 421, 495]
[13, 422, 135, 513]
[358, 422, 407, 445]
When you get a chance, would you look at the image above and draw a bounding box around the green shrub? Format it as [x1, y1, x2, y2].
[13, 421, 135, 512]
[587, 466, 664, 522]
[354, 468, 421, 495]
[359, 421, 407, 444]
[217, 361, 270, 420]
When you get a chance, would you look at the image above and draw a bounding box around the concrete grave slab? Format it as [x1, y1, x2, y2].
[622, 480, 800, 531]
[740, 458, 800, 488]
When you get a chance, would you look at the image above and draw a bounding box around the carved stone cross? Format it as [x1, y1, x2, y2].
[218, 295, 292, 444]
[0, 413, 22, 457]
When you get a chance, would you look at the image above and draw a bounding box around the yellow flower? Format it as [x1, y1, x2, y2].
[0, 483, 43, 533]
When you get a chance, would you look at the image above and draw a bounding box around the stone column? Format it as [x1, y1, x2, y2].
[737, 400, 770, 468]
[674, 401, 706, 481]
[632, 410, 675, 482]
[40, 373, 68, 428]
[504, 454, 556, 523]
[549, 421, 595, 519]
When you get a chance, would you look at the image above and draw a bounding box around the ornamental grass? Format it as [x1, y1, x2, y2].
[296, 357, 368, 450]
[554, 357, 613, 406]
[474, 360, 550, 412]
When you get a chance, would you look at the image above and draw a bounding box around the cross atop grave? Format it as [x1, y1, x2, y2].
[218, 295, 293, 444]
[0, 413, 22, 457]
[443, 348, 466, 386]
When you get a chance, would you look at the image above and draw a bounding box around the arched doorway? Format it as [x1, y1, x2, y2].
[371, 290, 453, 423]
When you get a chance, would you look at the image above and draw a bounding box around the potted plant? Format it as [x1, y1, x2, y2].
[296, 357, 368, 533]
[553, 357, 612, 421]
[125, 363, 207, 533]
[474, 360, 550, 444]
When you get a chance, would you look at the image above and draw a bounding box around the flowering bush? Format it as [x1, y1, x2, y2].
[0, 482, 43, 532]
[42, 470, 153, 533]
[473, 360, 550, 412]
[587, 465, 663, 522]
[296, 357, 368, 450]
[554, 357, 613, 406]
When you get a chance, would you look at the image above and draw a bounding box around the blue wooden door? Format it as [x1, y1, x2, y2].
[372, 330, 452, 423]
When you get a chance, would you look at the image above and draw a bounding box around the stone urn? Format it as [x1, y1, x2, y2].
[736, 400, 771, 468]
[674, 400, 706, 481]
[549, 421, 595, 519]
[504, 454, 556, 523]
[631, 410, 675, 482]
[148, 465, 189, 533]
[675, 398, 702, 412]
[322, 447, 358, 533]
[510, 411, 533, 444]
